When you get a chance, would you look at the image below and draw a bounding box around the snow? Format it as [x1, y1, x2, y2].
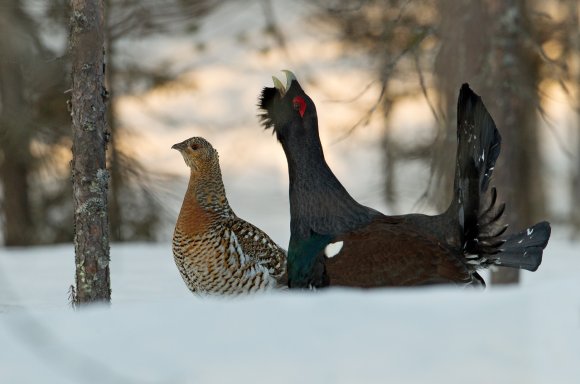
[0, 233, 579, 384]
[3, 1, 579, 383]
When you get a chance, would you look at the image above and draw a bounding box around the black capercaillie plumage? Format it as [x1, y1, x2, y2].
[258, 71, 550, 288]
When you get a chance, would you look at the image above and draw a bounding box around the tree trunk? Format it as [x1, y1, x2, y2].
[70, 0, 111, 304]
[486, 0, 543, 285]
[433, 0, 489, 211]
[0, 0, 37, 246]
[0, 158, 33, 246]
[434, 0, 544, 285]
[0, 62, 34, 246]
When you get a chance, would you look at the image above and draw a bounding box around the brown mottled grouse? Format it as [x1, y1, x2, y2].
[172, 137, 286, 295]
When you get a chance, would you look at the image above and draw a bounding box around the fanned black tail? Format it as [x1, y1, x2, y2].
[449, 83, 502, 254]
[448, 84, 550, 272]
[495, 221, 551, 271]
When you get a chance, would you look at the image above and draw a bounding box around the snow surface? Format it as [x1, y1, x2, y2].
[3, 1, 579, 383]
[0, 233, 579, 384]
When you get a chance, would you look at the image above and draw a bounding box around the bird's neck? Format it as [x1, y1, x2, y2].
[179, 169, 234, 229]
[283, 142, 374, 238]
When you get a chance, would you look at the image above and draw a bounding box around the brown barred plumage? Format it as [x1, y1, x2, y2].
[172, 137, 286, 295]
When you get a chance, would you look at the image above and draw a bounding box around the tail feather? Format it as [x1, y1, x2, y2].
[479, 187, 498, 218]
[452, 83, 502, 255]
[495, 221, 551, 271]
[479, 224, 508, 241]
[450, 84, 551, 272]
[478, 202, 505, 228]
[456, 83, 502, 194]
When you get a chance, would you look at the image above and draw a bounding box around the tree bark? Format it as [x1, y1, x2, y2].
[0, 0, 37, 246]
[486, 0, 543, 284]
[434, 0, 544, 284]
[70, 0, 111, 304]
[433, 0, 489, 212]
[0, 62, 34, 246]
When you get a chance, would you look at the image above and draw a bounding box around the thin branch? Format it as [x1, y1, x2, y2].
[414, 50, 442, 125]
[323, 79, 379, 103]
[332, 27, 433, 143]
[332, 80, 387, 144]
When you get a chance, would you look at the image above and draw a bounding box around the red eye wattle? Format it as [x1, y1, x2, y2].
[292, 96, 307, 118]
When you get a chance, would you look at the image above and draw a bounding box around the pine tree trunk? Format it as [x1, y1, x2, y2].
[0, 62, 34, 246]
[0, 0, 36, 246]
[486, 0, 543, 285]
[434, 0, 544, 285]
[433, 0, 489, 211]
[70, 0, 111, 304]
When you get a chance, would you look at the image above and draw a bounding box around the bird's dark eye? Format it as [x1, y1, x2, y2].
[190, 143, 200, 150]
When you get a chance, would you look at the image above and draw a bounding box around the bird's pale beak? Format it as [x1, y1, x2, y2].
[272, 70, 297, 96]
[171, 141, 188, 152]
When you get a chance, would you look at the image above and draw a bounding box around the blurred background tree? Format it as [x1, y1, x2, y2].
[102, 0, 216, 241]
[0, 0, 215, 245]
[0, 0, 578, 286]
[0, 0, 69, 246]
[312, 0, 579, 283]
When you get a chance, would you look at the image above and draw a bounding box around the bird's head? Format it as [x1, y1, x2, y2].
[258, 70, 320, 149]
[171, 136, 219, 173]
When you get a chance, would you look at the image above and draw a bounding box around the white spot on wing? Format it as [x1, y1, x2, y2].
[324, 241, 344, 258]
[527, 228, 534, 236]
